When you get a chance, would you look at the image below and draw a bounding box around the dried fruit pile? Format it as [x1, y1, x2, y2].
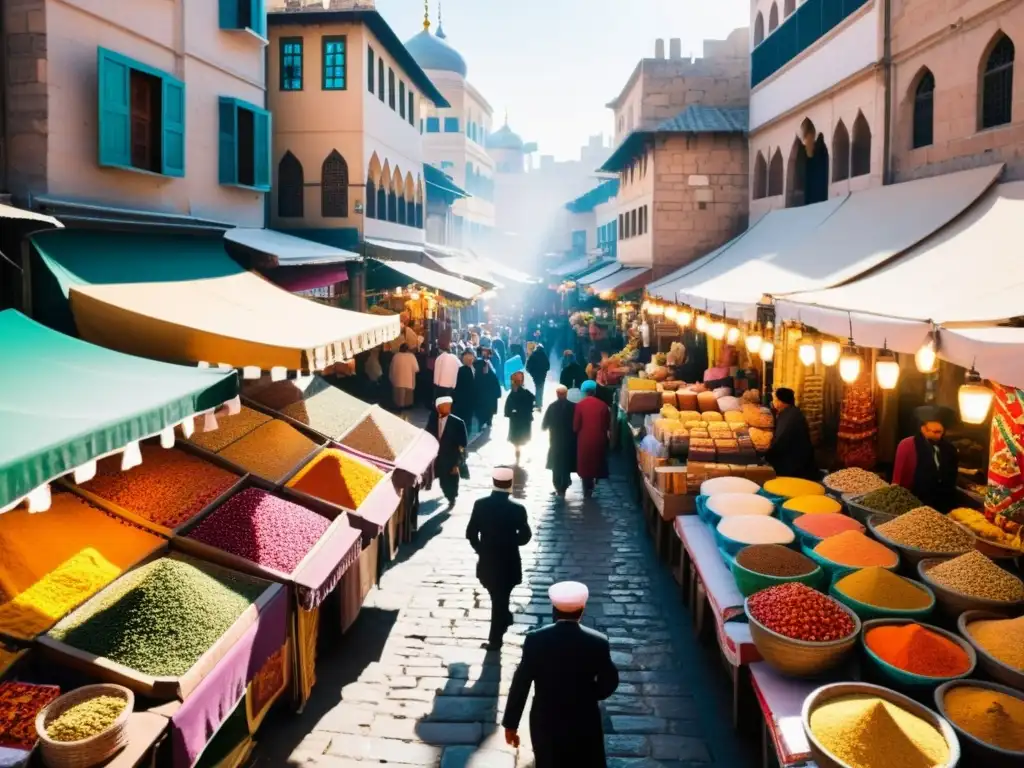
[340, 409, 417, 462]
[287, 449, 385, 510]
[50, 556, 266, 677]
[218, 420, 319, 483]
[747, 582, 856, 642]
[187, 488, 331, 574]
[0, 681, 60, 750]
[81, 446, 237, 529]
[186, 406, 271, 452]
[46, 694, 127, 742]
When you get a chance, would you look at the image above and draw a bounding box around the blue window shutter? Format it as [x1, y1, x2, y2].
[250, 0, 266, 36]
[97, 48, 132, 168]
[219, 0, 239, 29]
[218, 97, 238, 185]
[160, 75, 186, 177]
[253, 107, 271, 190]
[426, 117, 439, 133]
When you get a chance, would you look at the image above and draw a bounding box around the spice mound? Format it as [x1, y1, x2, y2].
[824, 468, 889, 495]
[81, 446, 237, 529]
[814, 531, 899, 568]
[763, 477, 825, 499]
[875, 507, 974, 553]
[809, 694, 949, 768]
[865, 623, 971, 677]
[250, 376, 370, 438]
[717, 515, 795, 546]
[747, 583, 855, 642]
[0, 682, 60, 750]
[835, 567, 931, 610]
[794, 513, 864, 540]
[965, 614, 1024, 670]
[187, 488, 331, 574]
[340, 409, 417, 462]
[50, 556, 265, 677]
[218, 420, 319, 483]
[924, 550, 1024, 602]
[287, 449, 385, 510]
[783, 495, 842, 516]
[736, 545, 816, 577]
[943, 685, 1024, 752]
[858, 486, 922, 517]
[186, 406, 270, 452]
[45, 694, 127, 742]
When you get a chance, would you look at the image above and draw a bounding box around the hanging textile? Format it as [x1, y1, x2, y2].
[836, 372, 878, 469]
[985, 383, 1024, 529]
[295, 607, 321, 709]
[246, 640, 290, 733]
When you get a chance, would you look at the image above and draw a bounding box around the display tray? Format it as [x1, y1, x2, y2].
[171, 476, 363, 611]
[61, 441, 249, 539]
[282, 471, 403, 546]
[37, 557, 283, 702]
[332, 406, 439, 485]
[240, 378, 373, 443]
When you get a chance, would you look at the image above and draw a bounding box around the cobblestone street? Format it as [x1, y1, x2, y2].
[254, 380, 754, 767]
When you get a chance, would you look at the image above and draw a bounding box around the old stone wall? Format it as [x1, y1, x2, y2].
[2, 0, 47, 200]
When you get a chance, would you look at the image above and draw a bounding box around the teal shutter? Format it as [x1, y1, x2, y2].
[218, 97, 238, 185]
[250, 0, 266, 36]
[219, 0, 239, 29]
[253, 107, 271, 191]
[97, 48, 131, 168]
[161, 75, 186, 177]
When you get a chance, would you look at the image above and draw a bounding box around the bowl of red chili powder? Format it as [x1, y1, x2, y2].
[862, 619, 976, 690]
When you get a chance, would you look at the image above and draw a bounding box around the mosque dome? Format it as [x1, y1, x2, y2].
[487, 123, 524, 151]
[405, 25, 468, 78]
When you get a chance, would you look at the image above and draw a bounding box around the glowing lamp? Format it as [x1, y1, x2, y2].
[959, 367, 994, 425]
[839, 345, 862, 384]
[745, 332, 763, 355]
[798, 343, 817, 367]
[760, 340, 775, 362]
[726, 326, 741, 345]
[695, 314, 708, 333]
[875, 347, 900, 391]
[665, 306, 678, 321]
[915, 339, 938, 374]
[820, 341, 841, 367]
[678, 309, 693, 328]
[709, 321, 727, 340]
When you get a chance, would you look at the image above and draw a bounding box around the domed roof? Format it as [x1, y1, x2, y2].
[488, 123, 524, 151]
[405, 27, 467, 78]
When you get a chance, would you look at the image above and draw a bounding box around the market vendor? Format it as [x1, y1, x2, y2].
[766, 388, 817, 480]
[893, 406, 959, 512]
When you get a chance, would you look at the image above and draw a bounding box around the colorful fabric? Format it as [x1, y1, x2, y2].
[295, 606, 321, 709]
[245, 640, 290, 733]
[986, 383, 1024, 526]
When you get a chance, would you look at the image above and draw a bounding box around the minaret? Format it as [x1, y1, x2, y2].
[422, 0, 430, 31]
[437, 2, 447, 39]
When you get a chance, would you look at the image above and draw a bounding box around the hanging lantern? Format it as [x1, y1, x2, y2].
[799, 342, 817, 366]
[678, 309, 693, 328]
[839, 344, 862, 383]
[959, 366, 994, 425]
[760, 339, 775, 362]
[745, 330, 763, 355]
[915, 337, 938, 374]
[875, 346, 900, 391]
[695, 314, 708, 333]
[709, 321, 726, 340]
[820, 340, 841, 367]
[665, 305, 678, 321]
[726, 326, 741, 345]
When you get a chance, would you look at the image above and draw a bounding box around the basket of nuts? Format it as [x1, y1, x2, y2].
[36, 684, 133, 768]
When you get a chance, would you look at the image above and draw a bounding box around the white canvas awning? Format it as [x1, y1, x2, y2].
[225, 228, 360, 267]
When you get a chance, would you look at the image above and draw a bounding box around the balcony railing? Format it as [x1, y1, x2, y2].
[751, 0, 870, 87]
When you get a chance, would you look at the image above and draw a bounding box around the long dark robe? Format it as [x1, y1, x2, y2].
[542, 398, 577, 479]
[505, 387, 535, 446]
[474, 359, 501, 423]
[465, 492, 532, 591]
[765, 405, 817, 480]
[559, 362, 587, 390]
[574, 395, 610, 479]
[452, 365, 476, 426]
[894, 434, 959, 512]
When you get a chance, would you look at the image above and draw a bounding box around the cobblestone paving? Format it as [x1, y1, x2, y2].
[254, 381, 755, 767]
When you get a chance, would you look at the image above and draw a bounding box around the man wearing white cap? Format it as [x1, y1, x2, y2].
[427, 396, 468, 507]
[502, 581, 619, 765]
[466, 467, 532, 650]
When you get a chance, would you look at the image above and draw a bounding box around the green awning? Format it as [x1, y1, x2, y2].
[0, 310, 238, 510]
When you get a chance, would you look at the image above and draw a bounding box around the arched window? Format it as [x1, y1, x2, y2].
[376, 185, 387, 220]
[753, 152, 768, 200]
[850, 112, 871, 177]
[769, 3, 779, 33]
[321, 150, 349, 217]
[981, 33, 1015, 129]
[387, 188, 398, 223]
[277, 151, 303, 218]
[912, 69, 935, 148]
[366, 176, 376, 218]
[784, 0, 795, 17]
[768, 149, 784, 196]
[397, 191, 407, 224]
[754, 13, 765, 46]
[832, 120, 850, 181]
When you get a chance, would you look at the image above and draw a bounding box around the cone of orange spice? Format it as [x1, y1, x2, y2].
[865, 622, 972, 677]
[287, 449, 384, 510]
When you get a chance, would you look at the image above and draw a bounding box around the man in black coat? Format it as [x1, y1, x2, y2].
[559, 351, 587, 391]
[426, 396, 468, 507]
[452, 350, 478, 432]
[503, 581, 619, 767]
[765, 387, 817, 480]
[526, 344, 551, 410]
[542, 385, 577, 496]
[465, 467, 532, 650]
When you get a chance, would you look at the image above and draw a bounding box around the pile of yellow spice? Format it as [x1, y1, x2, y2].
[45, 694, 127, 742]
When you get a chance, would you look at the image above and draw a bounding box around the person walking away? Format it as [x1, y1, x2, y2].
[433, 343, 460, 401]
[398, 317, 422, 350]
[453, 350, 478, 432]
[505, 371, 535, 464]
[893, 406, 959, 512]
[542, 385, 577, 496]
[526, 343, 550, 410]
[492, 335, 507, 390]
[560, 351, 587, 390]
[474, 347, 501, 430]
[502, 581, 619, 767]
[388, 343, 419, 415]
[574, 380, 610, 498]
[466, 467, 532, 650]
[426, 397, 468, 508]
[766, 387, 817, 480]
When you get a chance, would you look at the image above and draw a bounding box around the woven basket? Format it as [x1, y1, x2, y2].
[744, 596, 861, 677]
[35, 684, 133, 768]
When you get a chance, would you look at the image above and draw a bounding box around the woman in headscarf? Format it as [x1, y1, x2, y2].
[573, 380, 611, 497]
[505, 371, 536, 463]
[893, 405, 959, 512]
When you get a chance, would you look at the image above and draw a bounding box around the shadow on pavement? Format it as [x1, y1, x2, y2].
[412, 656, 504, 761]
[389, 508, 451, 569]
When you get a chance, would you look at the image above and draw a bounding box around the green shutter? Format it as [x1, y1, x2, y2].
[253, 107, 271, 191]
[218, 97, 238, 185]
[249, 0, 265, 36]
[97, 48, 132, 169]
[219, 0, 239, 29]
[161, 75, 186, 177]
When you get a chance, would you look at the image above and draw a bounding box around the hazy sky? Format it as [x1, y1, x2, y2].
[375, 0, 750, 160]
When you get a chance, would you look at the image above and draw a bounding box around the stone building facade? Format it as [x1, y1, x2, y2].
[2, 0, 48, 198]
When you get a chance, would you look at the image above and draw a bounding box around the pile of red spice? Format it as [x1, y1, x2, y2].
[865, 623, 972, 677]
[748, 583, 856, 642]
[0, 681, 60, 750]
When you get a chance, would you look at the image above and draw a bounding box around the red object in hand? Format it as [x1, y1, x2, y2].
[748, 583, 855, 642]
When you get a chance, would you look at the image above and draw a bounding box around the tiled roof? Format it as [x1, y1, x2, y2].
[656, 106, 749, 134]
